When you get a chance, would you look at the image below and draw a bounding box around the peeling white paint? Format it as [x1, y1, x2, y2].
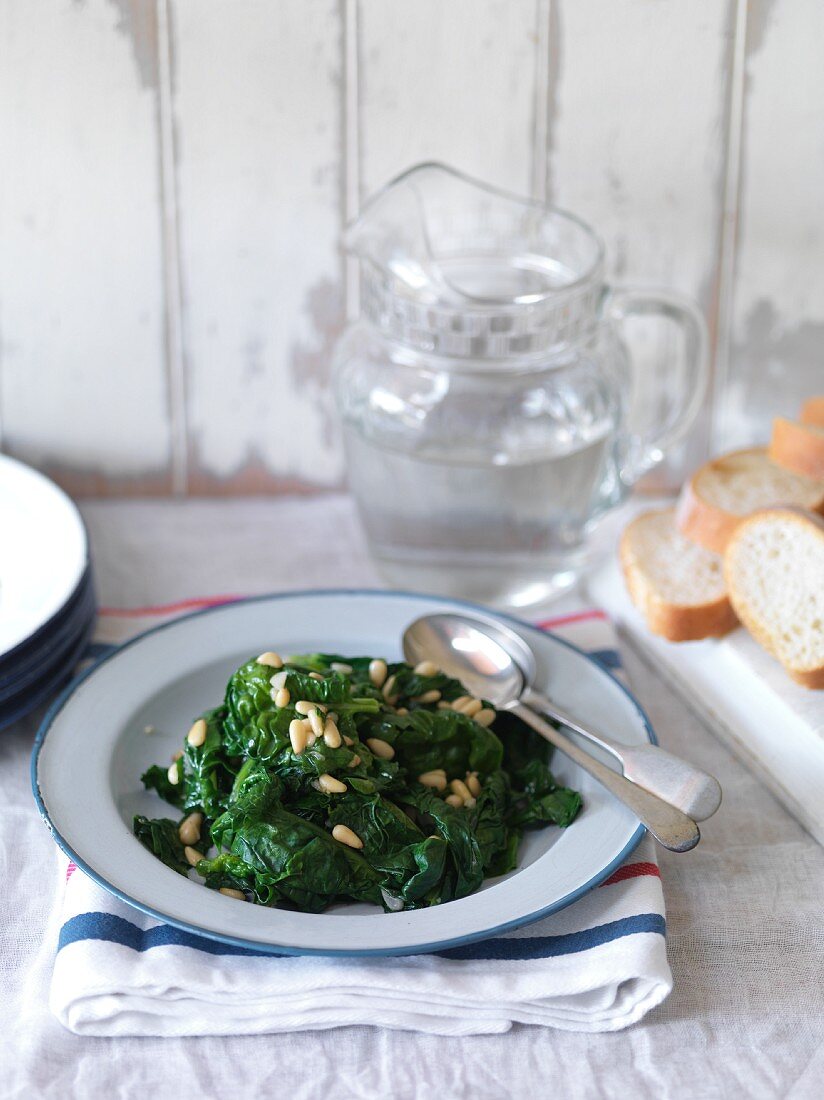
[0, 0, 170, 479]
[171, 0, 344, 486]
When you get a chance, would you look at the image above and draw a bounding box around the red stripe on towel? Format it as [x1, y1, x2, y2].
[65, 862, 77, 883]
[600, 862, 660, 887]
[98, 595, 244, 617]
[536, 609, 608, 630]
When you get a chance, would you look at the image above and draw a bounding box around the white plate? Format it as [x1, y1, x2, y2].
[0, 455, 87, 658]
[33, 590, 651, 956]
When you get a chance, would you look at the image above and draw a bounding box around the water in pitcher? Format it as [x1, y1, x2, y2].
[343, 420, 612, 608]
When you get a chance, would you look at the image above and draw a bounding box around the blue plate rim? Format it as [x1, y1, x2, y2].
[31, 587, 653, 958]
[1, 610, 97, 731]
[0, 454, 91, 670]
[0, 571, 97, 696]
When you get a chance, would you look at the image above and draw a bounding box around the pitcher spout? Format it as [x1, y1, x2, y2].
[345, 161, 604, 307]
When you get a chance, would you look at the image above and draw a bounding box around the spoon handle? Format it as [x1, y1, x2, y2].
[522, 687, 722, 822]
[508, 701, 700, 853]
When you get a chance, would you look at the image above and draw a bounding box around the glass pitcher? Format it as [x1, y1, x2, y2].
[333, 163, 708, 609]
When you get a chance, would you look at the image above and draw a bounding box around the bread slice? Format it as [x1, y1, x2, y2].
[676, 447, 824, 554]
[724, 508, 824, 689]
[769, 417, 824, 479]
[801, 396, 824, 427]
[620, 508, 738, 641]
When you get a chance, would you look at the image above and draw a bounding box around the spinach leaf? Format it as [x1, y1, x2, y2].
[133, 815, 189, 875]
[182, 706, 236, 819]
[140, 765, 185, 809]
[368, 709, 503, 778]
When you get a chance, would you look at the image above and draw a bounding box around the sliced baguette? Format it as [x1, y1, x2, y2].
[801, 396, 824, 427]
[723, 507, 824, 689]
[620, 508, 738, 641]
[676, 447, 824, 554]
[769, 417, 824, 479]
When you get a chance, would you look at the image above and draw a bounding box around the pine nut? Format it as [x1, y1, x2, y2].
[450, 778, 473, 802]
[269, 670, 288, 691]
[458, 698, 483, 717]
[437, 701, 452, 710]
[445, 794, 464, 808]
[396, 707, 408, 716]
[332, 824, 363, 849]
[308, 709, 325, 737]
[187, 718, 207, 747]
[451, 695, 471, 711]
[414, 660, 439, 677]
[274, 687, 290, 708]
[382, 674, 397, 701]
[219, 887, 246, 900]
[347, 754, 361, 768]
[257, 651, 283, 669]
[289, 719, 308, 755]
[369, 658, 388, 688]
[331, 662, 353, 674]
[178, 812, 203, 846]
[475, 708, 496, 727]
[466, 773, 482, 798]
[167, 761, 181, 785]
[366, 737, 395, 760]
[318, 773, 347, 794]
[343, 735, 354, 747]
[323, 719, 342, 748]
[295, 700, 313, 715]
[414, 689, 441, 704]
[418, 771, 448, 791]
[184, 845, 202, 867]
[309, 672, 324, 682]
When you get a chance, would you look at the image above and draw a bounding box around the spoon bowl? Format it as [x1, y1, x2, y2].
[403, 610, 717, 853]
[402, 611, 534, 706]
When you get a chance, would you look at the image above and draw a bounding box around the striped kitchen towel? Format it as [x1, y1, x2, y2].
[50, 599, 671, 1037]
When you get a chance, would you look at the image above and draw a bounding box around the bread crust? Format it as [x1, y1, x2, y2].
[769, 417, 824, 480]
[675, 476, 738, 554]
[620, 512, 738, 642]
[723, 507, 824, 689]
[676, 447, 824, 554]
[800, 396, 824, 428]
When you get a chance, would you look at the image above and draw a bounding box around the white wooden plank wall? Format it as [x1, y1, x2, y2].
[0, 0, 820, 496]
[714, 0, 824, 449]
[548, 0, 736, 482]
[0, 0, 172, 494]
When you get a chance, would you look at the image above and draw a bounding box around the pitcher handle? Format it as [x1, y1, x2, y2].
[605, 286, 709, 485]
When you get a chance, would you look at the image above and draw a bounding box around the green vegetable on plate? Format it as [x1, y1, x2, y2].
[134, 650, 582, 912]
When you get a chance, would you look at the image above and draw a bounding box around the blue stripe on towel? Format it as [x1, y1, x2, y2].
[57, 911, 664, 960]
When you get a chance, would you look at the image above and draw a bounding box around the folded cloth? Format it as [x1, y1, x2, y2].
[50, 599, 672, 1037]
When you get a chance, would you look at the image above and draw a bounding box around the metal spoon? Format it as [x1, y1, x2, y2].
[403, 610, 721, 821]
[403, 612, 715, 853]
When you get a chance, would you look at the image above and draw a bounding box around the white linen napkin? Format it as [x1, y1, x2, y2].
[50, 599, 672, 1037]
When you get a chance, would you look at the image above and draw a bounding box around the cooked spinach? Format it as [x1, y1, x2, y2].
[134, 651, 581, 911]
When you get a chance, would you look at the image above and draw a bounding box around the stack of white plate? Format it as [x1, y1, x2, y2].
[0, 455, 95, 730]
